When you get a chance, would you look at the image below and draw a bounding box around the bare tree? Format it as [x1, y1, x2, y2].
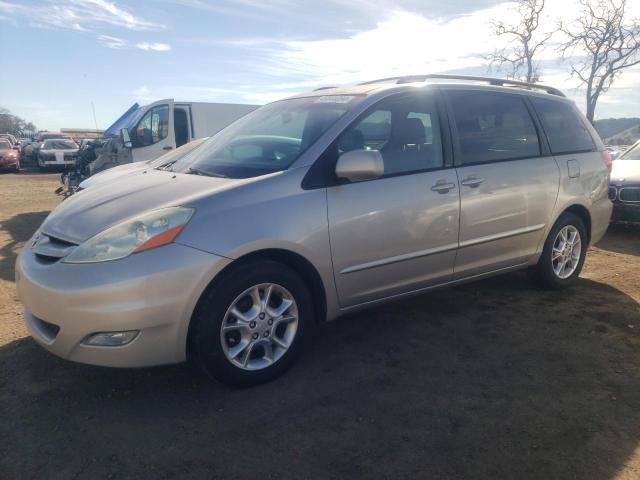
[0, 107, 37, 137]
[488, 0, 552, 83]
[559, 0, 640, 123]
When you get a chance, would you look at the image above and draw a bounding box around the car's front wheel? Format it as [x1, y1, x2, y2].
[190, 260, 314, 386]
[529, 212, 588, 289]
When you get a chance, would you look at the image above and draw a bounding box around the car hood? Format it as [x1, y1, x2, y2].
[79, 162, 149, 189]
[611, 160, 640, 184]
[41, 169, 246, 243]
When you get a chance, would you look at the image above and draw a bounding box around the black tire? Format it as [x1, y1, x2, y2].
[529, 212, 588, 289]
[189, 260, 314, 387]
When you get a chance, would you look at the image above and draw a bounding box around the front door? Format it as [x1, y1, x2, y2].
[445, 89, 559, 278]
[131, 99, 175, 163]
[327, 92, 460, 308]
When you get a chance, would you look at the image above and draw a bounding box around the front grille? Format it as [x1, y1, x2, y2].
[46, 234, 76, 248]
[608, 186, 617, 201]
[33, 233, 78, 263]
[620, 187, 640, 203]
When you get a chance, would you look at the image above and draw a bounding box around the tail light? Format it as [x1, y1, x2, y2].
[601, 151, 613, 173]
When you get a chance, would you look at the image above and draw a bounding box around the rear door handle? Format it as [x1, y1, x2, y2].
[460, 177, 484, 188]
[430, 181, 456, 193]
[163, 146, 173, 151]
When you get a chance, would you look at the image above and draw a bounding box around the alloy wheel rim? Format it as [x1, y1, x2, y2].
[220, 283, 298, 371]
[551, 225, 582, 279]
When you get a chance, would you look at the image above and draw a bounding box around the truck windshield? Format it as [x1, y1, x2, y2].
[103, 103, 141, 138]
[171, 95, 364, 178]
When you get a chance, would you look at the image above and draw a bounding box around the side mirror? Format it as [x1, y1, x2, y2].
[120, 128, 132, 148]
[335, 149, 384, 182]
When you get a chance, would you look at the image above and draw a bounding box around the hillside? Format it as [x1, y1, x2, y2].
[594, 118, 640, 144]
[605, 124, 640, 146]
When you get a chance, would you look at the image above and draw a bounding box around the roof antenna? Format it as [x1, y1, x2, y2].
[91, 101, 99, 130]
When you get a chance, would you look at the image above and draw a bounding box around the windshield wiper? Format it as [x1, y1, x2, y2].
[186, 167, 227, 178]
[155, 160, 178, 171]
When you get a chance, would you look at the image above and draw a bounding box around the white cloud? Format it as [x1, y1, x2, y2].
[136, 42, 172, 51]
[215, 1, 640, 116]
[98, 34, 127, 49]
[96, 36, 171, 52]
[0, 0, 163, 31]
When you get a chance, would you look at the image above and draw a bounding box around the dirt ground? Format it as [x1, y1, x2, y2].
[1, 172, 640, 480]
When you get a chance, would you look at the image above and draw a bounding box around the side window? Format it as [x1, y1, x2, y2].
[530, 97, 596, 155]
[137, 105, 169, 146]
[448, 91, 541, 165]
[338, 94, 443, 176]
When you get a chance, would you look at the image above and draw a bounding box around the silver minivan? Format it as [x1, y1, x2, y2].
[17, 75, 612, 386]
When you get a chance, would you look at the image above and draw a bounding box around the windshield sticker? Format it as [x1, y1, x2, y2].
[314, 95, 355, 104]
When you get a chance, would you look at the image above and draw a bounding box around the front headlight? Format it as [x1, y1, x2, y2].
[63, 207, 194, 264]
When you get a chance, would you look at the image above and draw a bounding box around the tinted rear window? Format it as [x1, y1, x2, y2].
[530, 97, 596, 155]
[448, 91, 540, 165]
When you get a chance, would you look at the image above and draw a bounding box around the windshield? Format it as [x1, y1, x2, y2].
[148, 137, 209, 168]
[43, 140, 78, 150]
[170, 95, 364, 179]
[0, 140, 11, 149]
[620, 143, 640, 160]
[103, 103, 141, 138]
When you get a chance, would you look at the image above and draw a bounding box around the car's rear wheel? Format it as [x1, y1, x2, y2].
[190, 260, 314, 386]
[529, 212, 587, 289]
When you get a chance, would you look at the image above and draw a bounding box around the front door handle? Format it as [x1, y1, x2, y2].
[431, 181, 456, 194]
[460, 176, 484, 188]
[163, 146, 173, 151]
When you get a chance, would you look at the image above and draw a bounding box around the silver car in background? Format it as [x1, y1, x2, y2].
[16, 75, 612, 386]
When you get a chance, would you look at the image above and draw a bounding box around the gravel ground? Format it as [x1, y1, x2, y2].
[1, 172, 640, 480]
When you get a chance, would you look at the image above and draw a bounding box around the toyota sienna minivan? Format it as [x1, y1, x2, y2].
[16, 75, 612, 386]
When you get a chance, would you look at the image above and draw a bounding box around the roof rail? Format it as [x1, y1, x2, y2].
[313, 86, 337, 91]
[359, 74, 566, 97]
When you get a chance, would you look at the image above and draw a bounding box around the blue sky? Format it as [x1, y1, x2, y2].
[1, 0, 639, 131]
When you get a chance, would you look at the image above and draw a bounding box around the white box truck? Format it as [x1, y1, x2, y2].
[92, 99, 258, 173]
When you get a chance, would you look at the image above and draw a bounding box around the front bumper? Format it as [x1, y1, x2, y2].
[611, 203, 640, 223]
[0, 157, 19, 169]
[16, 242, 231, 367]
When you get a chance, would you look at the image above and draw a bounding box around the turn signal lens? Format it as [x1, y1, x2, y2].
[134, 224, 186, 253]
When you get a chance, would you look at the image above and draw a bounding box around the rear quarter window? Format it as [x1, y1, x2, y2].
[447, 91, 541, 165]
[530, 97, 596, 155]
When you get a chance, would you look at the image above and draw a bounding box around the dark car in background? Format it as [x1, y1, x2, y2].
[0, 139, 20, 172]
[610, 140, 640, 223]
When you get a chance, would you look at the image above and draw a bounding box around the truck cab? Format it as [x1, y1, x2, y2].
[103, 99, 259, 163]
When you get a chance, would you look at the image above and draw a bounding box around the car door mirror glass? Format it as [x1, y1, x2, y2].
[335, 149, 384, 182]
